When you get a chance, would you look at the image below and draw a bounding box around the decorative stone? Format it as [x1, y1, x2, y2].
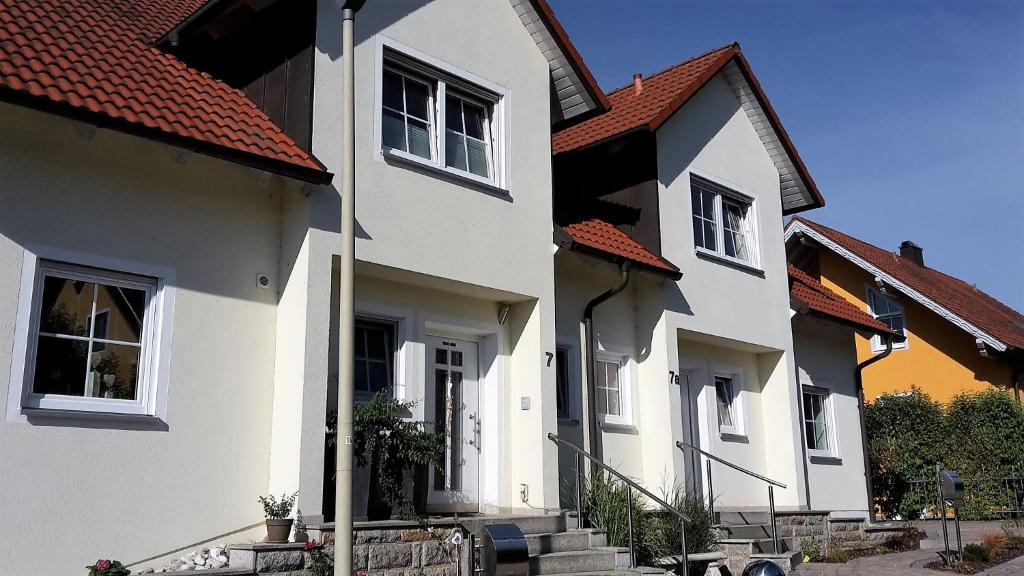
[369, 543, 413, 569]
[356, 529, 403, 544]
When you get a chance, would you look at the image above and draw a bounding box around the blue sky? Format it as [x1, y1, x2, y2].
[550, 0, 1024, 311]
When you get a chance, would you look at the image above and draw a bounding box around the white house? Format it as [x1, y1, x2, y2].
[0, 0, 877, 573]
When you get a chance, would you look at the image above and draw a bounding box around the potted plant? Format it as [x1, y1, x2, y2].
[86, 559, 130, 576]
[259, 491, 298, 543]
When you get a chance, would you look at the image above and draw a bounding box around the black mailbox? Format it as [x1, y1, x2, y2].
[482, 524, 529, 576]
[940, 470, 965, 503]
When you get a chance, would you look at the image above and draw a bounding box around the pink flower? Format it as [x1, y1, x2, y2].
[95, 559, 111, 571]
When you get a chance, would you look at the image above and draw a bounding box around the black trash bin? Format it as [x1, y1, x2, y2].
[482, 524, 529, 576]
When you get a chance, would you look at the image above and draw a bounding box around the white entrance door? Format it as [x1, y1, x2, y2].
[426, 335, 480, 512]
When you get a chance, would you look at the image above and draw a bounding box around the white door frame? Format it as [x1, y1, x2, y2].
[423, 314, 504, 512]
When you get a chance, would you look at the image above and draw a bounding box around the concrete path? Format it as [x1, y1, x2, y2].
[791, 521, 1013, 576]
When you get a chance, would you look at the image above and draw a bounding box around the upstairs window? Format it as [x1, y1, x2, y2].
[866, 287, 908, 351]
[690, 176, 758, 267]
[378, 46, 504, 188]
[381, 69, 434, 160]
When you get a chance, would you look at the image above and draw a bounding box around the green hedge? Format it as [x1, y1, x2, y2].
[865, 387, 1024, 520]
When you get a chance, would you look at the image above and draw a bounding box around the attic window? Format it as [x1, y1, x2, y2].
[866, 287, 908, 352]
[690, 175, 759, 268]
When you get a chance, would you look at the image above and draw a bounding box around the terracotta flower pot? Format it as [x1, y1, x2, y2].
[266, 519, 294, 543]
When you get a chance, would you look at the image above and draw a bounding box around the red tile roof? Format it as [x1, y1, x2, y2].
[553, 44, 737, 155]
[788, 264, 898, 338]
[790, 217, 1024, 352]
[0, 0, 330, 183]
[562, 219, 681, 278]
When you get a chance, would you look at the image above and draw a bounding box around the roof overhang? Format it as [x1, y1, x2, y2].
[555, 222, 682, 280]
[785, 219, 1007, 352]
[0, 86, 333, 185]
[510, 0, 610, 122]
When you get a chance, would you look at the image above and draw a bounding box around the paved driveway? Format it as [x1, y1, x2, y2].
[792, 521, 1014, 576]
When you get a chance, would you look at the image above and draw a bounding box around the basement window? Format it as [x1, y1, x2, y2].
[690, 175, 759, 268]
[376, 39, 507, 190]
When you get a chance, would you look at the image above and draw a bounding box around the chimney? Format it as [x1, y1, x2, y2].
[899, 241, 924, 266]
[633, 73, 643, 96]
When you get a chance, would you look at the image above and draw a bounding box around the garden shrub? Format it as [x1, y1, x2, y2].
[962, 543, 991, 563]
[865, 387, 946, 519]
[578, 473, 718, 566]
[866, 387, 1024, 520]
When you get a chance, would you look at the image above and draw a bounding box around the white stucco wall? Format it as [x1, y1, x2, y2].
[653, 71, 808, 509]
[306, 0, 560, 509]
[0, 104, 286, 573]
[792, 314, 870, 516]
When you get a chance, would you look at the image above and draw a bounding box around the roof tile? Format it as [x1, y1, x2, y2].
[0, 0, 327, 181]
[792, 217, 1024, 351]
[788, 264, 897, 337]
[563, 219, 680, 277]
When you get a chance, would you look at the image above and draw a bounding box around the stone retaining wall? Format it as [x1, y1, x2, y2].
[302, 521, 464, 576]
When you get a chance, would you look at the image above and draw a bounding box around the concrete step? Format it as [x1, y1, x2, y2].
[526, 529, 607, 554]
[460, 512, 566, 537]
[716, 511, 771, 526]
[750, 537, 798, 554]
[530, 548, 626, 574]
[750, 550, 802, 571]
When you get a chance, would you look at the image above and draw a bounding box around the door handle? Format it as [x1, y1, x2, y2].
[468, 412, 482, 450]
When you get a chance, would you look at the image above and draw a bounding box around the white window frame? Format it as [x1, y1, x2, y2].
[554, 345, 575, 422]
[595, 351, 632, 428]
[353, 317, 400, 403]
[374, 36, 510, 192]
[711, 365, 746, 438]
[7, 246, 175, 421]
[865, 286, 909, 352]
[801, 384, 839, 459]
[689, 172, 761, 270]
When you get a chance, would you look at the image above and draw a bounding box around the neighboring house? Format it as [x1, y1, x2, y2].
[550, 43, 826, 514]
[0, 0, 608, 572]
[788, 264, 902, 517]
[785, 217, 1024, 404]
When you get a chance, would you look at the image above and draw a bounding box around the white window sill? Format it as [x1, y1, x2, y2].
[871, 340, 909, 353]
[808, 453, 842, 465]
[19, 407, 167, 429]
[719, 430, 749, 443]
[598, 419, 638, 434]
[694, 248, 764, 277]
[381, 149, 510, 200]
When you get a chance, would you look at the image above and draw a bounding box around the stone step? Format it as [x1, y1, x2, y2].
[460, 512, 566, 537]
[718, 536, 798, 555]
[716, 511, 771, 526]
[526, 529, 607, 554]
[530, 548, 626, 574]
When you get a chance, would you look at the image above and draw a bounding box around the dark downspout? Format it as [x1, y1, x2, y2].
[583, 262, 632, 467]
[855, 336, 894, 523]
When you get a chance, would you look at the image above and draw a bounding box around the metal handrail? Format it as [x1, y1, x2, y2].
[675, 440, 785, 555]
[676, 441, 786, 488]
[548, 433, 690, 575]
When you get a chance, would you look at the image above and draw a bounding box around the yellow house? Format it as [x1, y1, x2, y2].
[785, 217, 1024, 404]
